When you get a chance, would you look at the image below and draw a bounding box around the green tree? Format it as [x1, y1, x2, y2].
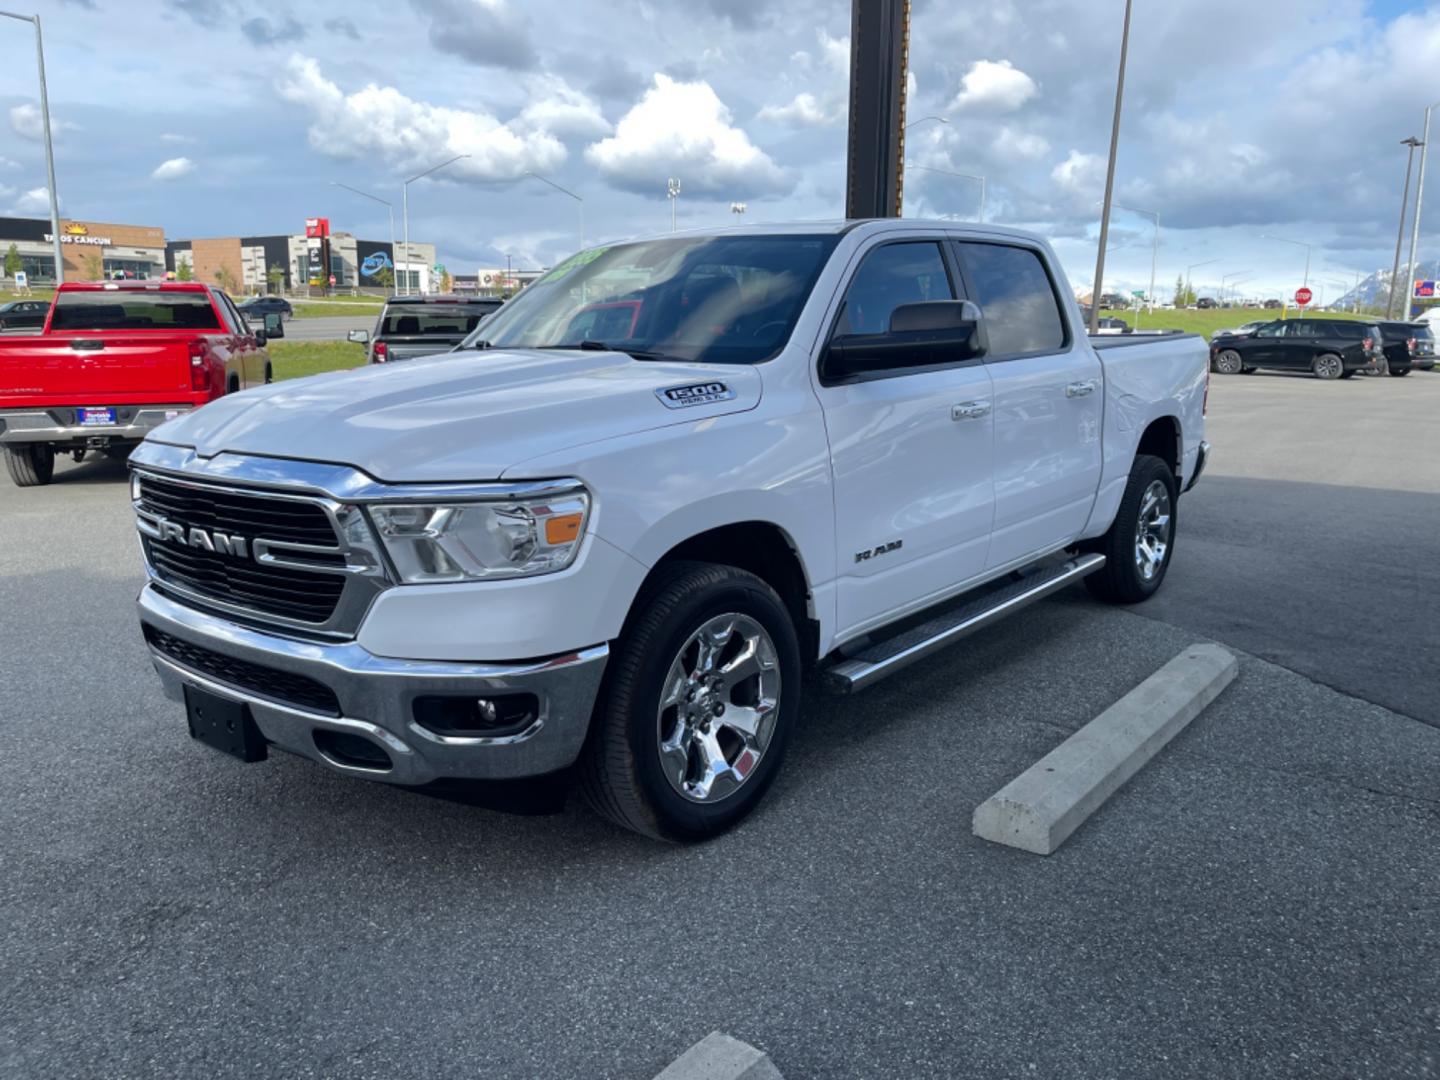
[374, 266, 394, 291]
[266, 263, 284, 293]
[439, 265, 452, 293]
[213, 265, 237, 294]
[175, 260, 194, 282]
[3, 243, 20, 278]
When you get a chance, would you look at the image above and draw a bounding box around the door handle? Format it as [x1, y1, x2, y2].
[1065, 380, 1098, 398]
[951, 400, 991, 421]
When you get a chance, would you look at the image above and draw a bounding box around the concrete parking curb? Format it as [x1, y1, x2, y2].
[653, 1032, 784, 1080]
[973, 642, 1238, 855]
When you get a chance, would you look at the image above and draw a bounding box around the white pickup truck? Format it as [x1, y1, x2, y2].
[130, 220, 1209, 840]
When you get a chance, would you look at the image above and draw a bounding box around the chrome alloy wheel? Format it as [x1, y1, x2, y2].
[1134, 480, 1172, 582]
[1215, 350, 1243, 374]
[1315, 354, 1344, 379]
[657, 613, 781, 804]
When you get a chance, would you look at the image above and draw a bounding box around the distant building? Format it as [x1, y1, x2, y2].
[166, 232, 437, 294]
[0, 215, 166, 283]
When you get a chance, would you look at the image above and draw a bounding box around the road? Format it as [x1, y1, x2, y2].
[2, 373, 1437, 1079]
[281, 313, 376, 341]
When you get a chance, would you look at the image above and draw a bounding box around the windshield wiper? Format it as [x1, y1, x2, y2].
[527, 340, 675, 362]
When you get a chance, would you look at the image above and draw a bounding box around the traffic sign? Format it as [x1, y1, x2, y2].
[1414, 279, 1436, 298]
[1294, 287, 1313, 307]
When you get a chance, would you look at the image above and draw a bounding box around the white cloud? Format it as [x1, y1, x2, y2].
[276, 54, 565, 181]
[951, 59, 1038, 112]
[0, 156, 18, 171]
[758, 92, 839, 127]
[819, 30, 849, 74]
[585, 74, 791, 197]
[1052, 149, 1104, 192]
[152, 157, 196, 181]
[11, 187, 53, 215]
[993, 127, 1050, 161]
[9, 103, 76, 142]
[159, 133, 195, 145]
[515, 75, 611, 139]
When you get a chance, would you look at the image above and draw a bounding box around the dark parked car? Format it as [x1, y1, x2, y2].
[1210, 318, 1383, 379]
[1196, 297, 1217, 309]
[237, 296, 293, 321]
[0, 298, 50, 332]
[348, 295, 503, 363]
[1375, 321, 1435, 376]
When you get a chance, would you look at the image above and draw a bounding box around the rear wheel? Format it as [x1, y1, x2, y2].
[579, 562, 801, 841]
[265, 363, 273, 384]
[1213, 350, 1244, 375]
[4, 444, 55, 487]
[1084, 454, 1177, 605]
[227, 375, 239, 394]
[1312, 353, 1344, 380]
[1391, 366, 1411, 377]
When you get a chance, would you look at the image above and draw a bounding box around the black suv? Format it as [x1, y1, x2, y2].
[0, 298, 50, 331]
[348, 295, 503, 363]
[1210, 318, 1383, 380]
[1375, 321, 1435, 376]
[237, 295, 293, 321]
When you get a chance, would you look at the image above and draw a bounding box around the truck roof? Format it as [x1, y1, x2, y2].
[604, 217, 1045, 246]
[56, 281, 214, 293]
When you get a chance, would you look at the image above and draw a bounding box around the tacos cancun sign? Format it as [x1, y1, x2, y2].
[43, 224, 112, 247]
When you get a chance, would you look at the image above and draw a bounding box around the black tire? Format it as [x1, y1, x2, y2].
[227, 376, 239, 394]
[4, 444, 56, 487]
[1391, 366, 1411, 377]
[579, 561, 802, 842]
[264, 363, 273, 384]
[1213, 349, 1244, 375]
[1312, 353, 1344, 380]
[103, 445, 133, 462]
[1339, 370, 1356, 379]
[1083, 454, 1177, 605]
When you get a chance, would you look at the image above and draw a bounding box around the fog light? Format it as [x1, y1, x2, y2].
[413, 694, 539, 738]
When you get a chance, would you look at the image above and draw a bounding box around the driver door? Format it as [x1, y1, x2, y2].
[1244, 320, 1287, 366]
[815, 238, 996, 641]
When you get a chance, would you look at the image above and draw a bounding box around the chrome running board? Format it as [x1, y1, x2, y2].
[823, 553, 1107, 694]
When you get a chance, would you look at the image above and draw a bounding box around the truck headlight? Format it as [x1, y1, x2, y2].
[368, 489, 590, 583]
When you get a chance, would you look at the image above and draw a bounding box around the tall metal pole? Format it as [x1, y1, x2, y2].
[524, 172, 584, 250]
[2, 11, 64, 283]
[907, 164, 986, 222]
[1185, 258, 1220, 307]
[1089, 0, 1134, 334]
[402, 153, 469, 296]
[1388, 137, 1422, 319]
[1405, 105, 1435, 318]
[330, 182, 397, 296]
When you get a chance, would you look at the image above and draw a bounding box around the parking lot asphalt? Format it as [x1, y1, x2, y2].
[281, 314, 376, 341]
[3, 373, 1438, 1079]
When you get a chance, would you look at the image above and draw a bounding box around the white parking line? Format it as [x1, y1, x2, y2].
[973, 643, 1238, 855]
[653, 1032, 784, 1080]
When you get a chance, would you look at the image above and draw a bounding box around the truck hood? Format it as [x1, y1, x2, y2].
[150, 348, 762, 482]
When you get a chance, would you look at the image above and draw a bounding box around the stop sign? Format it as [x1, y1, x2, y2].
[1295, 287, 1313, 307]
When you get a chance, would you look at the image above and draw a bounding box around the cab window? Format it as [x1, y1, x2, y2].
[954, 242, 1066, 358]
[833, 242, 955, 336]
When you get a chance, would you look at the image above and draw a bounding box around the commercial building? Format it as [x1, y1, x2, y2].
[0, 215, 166, 283]
[166, 232, 438, 293]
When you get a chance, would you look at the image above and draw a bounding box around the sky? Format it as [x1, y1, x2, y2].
[2, 0, 1440, 302]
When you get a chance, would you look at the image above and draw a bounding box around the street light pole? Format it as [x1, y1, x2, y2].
[330, 182, 397, 296]
[1388, 136, 1424, 319]
[668, 178, 681, 231]
[907, 164, 986, 222]
[525, 171, 584, 250]
[1, 10, 63, 284]
[1185, 258, 1220, 307]
[1111, 201, 1159, 313]
[1404, 103, 1440, 316]
[1089, 0, 1134, 334]
[402, 153, 470, 296]
[1260, 233, 1313, 319]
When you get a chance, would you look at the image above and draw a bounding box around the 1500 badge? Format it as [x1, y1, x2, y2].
[656, 381, 736, 409]
[855, 539, 903, 563]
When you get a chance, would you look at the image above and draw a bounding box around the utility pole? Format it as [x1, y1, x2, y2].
[845, 0, 910, 219]
[667, 177, 681, 231]
[1405, 103, 1440, 318]
[403, 153, 469, 296]
[1185, 258, 1220, 308]
[1089, 0, 1134, 334]
[1, 10, 64, 284]
[1388, 136, 1423, 319]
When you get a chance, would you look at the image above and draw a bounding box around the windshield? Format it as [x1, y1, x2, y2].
[381, 304, 494, 337]
[460, 233, 840, 363]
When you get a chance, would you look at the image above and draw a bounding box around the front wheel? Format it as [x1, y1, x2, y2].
[1213, 350, 1244, 375]
[1312, 353, 1344, 380]
[1083, 454, 1177, 604]
[4, 444, 56, 487]
[579, 562, 802, 841]
[1391, 366, 1411, 377]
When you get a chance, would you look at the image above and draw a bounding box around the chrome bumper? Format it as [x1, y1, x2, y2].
[1185, 440, 1210, 492]
[137, 584, 609, 785]
[0, 406, 193, 444]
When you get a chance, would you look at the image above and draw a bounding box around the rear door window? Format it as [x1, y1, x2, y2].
[49, 290, 222, 331]
[954, 242, 1067, 358]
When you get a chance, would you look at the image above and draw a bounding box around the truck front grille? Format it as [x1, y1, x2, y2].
[135, 473, 349, 627]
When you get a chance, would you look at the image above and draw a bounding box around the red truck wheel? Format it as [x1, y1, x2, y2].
[4, 445, 55, 487]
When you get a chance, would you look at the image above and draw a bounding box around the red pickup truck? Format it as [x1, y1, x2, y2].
[0, 281, 272, 487]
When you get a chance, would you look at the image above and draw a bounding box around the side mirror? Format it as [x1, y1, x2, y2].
[263, 312, 284, 339]
[347, 329, 370, 345]
[253, 327, 268, 346]
[823, 300, 987, 382]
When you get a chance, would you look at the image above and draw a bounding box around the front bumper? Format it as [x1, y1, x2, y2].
[137, 584, 609, 785]
[0, 406, 193, 446]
